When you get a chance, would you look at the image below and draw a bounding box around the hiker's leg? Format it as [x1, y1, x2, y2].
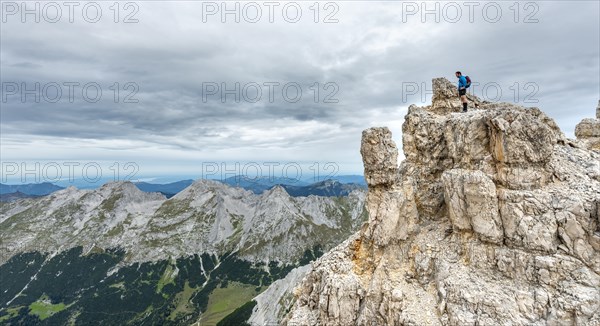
[461, 95, 467, 112]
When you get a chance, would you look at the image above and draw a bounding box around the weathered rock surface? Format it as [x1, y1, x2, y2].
[575, 100, 600, 151]
[283, 78, 600, 325]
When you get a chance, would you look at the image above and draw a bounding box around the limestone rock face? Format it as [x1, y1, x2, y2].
[442, 169, 503, 244]
[284, 78, 600, 326]
[575, 101, 600, 151]
[360, 127, 399, 187]
[576, 119, 600, 138]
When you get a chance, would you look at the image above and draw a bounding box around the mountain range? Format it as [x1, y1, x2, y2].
[0, 176, 366, 202]
[0, 192, 41, 202]
[133, 179, 194, 198]
[0, 179, 367, 324]
[0, 182, 64, 196]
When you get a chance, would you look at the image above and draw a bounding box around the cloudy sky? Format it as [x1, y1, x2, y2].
[1, 1, 598, 183]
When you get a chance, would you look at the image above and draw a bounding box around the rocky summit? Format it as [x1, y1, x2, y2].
[283, 78, 600, 325]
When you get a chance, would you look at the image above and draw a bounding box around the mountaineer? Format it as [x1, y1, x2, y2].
[455, 71, 471, 112]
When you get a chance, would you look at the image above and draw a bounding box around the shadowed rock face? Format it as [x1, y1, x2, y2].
[284, 78, 600, 326]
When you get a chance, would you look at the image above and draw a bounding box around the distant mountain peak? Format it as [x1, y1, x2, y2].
[100, 180, 136, 191]
[264, 184, 289, 197]
[316, 179, 340, 186]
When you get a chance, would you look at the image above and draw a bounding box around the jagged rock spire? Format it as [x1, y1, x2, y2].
[285, 78, 600, 326]
[360, 127, 398, 187]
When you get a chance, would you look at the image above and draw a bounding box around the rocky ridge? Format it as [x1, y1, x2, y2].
[0, 179, 367, 265]
[284, 78, 600, 325]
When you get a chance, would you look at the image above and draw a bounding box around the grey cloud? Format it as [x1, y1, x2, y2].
[1, 1, 598, 173]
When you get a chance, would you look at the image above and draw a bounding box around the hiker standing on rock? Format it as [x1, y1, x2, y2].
[455, 71, 470, 112]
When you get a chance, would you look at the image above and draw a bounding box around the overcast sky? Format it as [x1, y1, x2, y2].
[1, 1, 599, 182]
